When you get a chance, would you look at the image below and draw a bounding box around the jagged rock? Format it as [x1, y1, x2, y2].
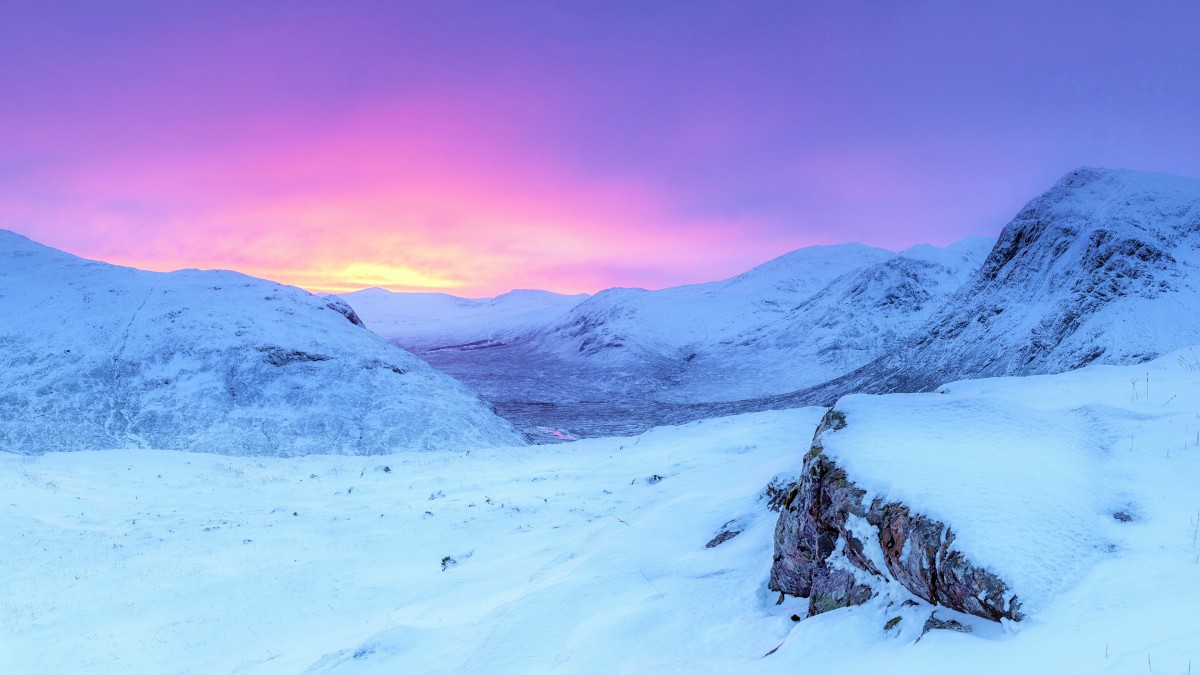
[770, 409, 874, 607]
[808, 567, 874, 618]
[770, 408, 1023, 622]
[760, 472, 800, 512]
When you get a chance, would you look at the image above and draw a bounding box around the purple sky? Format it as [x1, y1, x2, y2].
[2, 1, 1199, 294]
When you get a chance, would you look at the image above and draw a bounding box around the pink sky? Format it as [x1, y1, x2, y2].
[3, 2, 1199, 295]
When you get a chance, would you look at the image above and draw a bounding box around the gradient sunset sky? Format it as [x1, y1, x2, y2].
[3, 1, 1199, 295]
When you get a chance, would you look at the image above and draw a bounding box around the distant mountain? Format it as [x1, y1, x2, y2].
[796, 167, 1200, 402]
[0, 230, 526, 454]
[522, 243, 898, 362]
[670, 238, 993, 402]
[340, 287, 589, 351]
[343, 239, 993, 438]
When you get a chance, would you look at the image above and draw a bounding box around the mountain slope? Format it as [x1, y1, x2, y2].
[0, 230, 526, 455]
[343, 240, 991, 438]
[671, 238, 992, 401]
[796, 167, 1200, 401]
[528, 243, 898, 361]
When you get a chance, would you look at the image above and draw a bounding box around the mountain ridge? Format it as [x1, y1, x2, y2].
[0, 229, 527, 455]
[786, 166, 1200, 403]
[344, 235, 995, 437]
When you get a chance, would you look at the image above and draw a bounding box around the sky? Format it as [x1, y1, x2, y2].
[2, 1, 1200, 296]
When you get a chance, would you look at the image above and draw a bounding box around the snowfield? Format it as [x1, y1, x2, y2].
[4, 349, 1200, 673]
[1, 408, 825, 673]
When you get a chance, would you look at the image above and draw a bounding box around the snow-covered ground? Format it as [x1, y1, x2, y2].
[0, 408, 823, 673]
[4, 349, 1199, 673]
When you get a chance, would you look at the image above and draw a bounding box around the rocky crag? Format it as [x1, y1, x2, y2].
[769, 409, 1023, 622]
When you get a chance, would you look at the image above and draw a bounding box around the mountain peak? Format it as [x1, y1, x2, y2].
[797, 167, 1200, 402]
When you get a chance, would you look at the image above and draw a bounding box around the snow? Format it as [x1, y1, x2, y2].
[0, 229, 525, 454]
[4, 351, 1200, 673]
[824, 394, 1103, 612]
[0, 408, 827, 673]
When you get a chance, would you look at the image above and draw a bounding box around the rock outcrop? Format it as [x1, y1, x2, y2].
[769, 409, 1023, 622]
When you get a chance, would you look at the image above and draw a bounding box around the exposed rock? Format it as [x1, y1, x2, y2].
[769, 408, 1023, 622]
[808, 567, 874, 618]
[760, 472, 800, 512]
[322, 296, 366, 327]
[705, 518, 746, 548]
[770, 409, 873, 605]
[921, 613, 973, 636]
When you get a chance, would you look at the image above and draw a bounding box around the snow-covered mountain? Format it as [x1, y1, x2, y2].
[0, 230, 526, 455]
[670, 238, 993, 402]
[340, 287, 589, 351]
[524, 243, 898, 362]
[797, 167, 1200, 402]
[343, 239, 993, 438]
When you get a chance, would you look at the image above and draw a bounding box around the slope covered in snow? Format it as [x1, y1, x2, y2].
[344, 240, 991, 437]
[503, 242, 898, 361]
[801, 167, 1200, 401]
[4, 352, 1198, 673]
[0, 230, 526, 455]
[672, 238, 992, 401]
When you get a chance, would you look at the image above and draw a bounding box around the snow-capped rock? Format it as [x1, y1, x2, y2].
[0, 230, 526, 455]
[770, 409, 1021, 622]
